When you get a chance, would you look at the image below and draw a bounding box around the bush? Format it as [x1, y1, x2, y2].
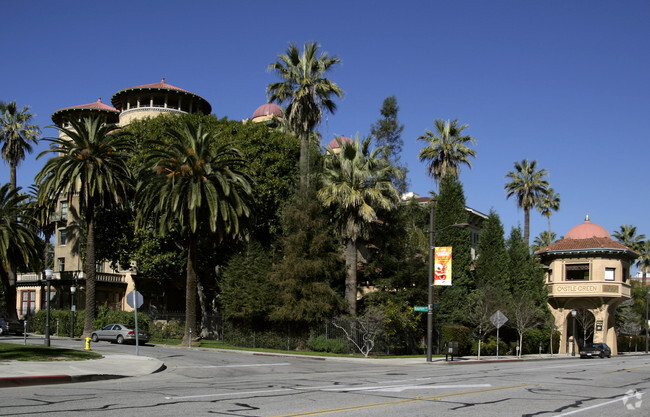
[27, 309, 84, 337]
[150, 319, 184, 341]
[441, 325, 471, 355]
[478, 335, 509, 356]
[307, 335, 347, 353]
[93, 306, 151, 332]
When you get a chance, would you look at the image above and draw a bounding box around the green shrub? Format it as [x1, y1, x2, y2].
[150, 319, 184, 341]
[27, 309, 84, 337]
[441, 325, 471, 355]
[307, 335, 347, 353]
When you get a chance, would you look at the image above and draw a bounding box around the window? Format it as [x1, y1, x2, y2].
[59, 229, 67, 246]
[60, 201, 68, 218]
[58, 257, 65, 272]
[548, 269, 553, 282]
[566, 264, 589, 281]
[605, 268, 615, 281]
[21, 290, 35, 316]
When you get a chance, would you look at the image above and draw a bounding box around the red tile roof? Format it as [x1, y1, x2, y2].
[536, 236, 639, 258]
[111, 78, 211, 114]
[51, 98, 119, 126]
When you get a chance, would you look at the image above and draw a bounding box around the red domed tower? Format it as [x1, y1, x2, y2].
[251, 103, 283, 124]
[51, 98, 119, 127]
[536, 215, 639, 355]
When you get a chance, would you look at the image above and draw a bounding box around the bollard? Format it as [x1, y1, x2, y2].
[189, 328, 192, 348]
[85, 337, 91, 350]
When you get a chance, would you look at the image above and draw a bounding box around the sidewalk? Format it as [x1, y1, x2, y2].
[0, 353, 165, 388]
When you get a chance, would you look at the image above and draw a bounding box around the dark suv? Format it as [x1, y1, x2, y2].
[0, 318, 24, 335]
[579, 343, 611, 358]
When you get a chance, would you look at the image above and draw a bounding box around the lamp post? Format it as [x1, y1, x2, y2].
[571, 309, 577, 357]
[70, 284, 76, 338]
[426, 205, 470, 362]
[645, 288, 650, 354]
[43, 269, 53, 347]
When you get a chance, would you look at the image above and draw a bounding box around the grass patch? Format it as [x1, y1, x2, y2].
[0, 342, 102, 361]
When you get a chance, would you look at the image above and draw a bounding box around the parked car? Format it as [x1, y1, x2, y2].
[0, 318, 24, 335]
[90, 324, 149, 345]
[579, 343, 611, 358]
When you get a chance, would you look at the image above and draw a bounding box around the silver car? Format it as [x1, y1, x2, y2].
[90, 323, 149, 345]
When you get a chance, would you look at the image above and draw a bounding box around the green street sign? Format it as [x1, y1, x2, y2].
[414, 306, 429, 312]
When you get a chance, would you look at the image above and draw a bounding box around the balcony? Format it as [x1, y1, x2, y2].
[16, 271, 126, 285]
[547, 281, 631, 298]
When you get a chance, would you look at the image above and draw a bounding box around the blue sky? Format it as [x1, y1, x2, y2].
[2, 0, 649, 250]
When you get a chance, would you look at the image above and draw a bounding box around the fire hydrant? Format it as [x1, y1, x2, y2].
[85, 337, 91, 350]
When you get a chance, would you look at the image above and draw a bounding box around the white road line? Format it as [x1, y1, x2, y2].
[166, 388, 293, 400]
[175, 362, 291, 369]
[552, 392, 644, 416]
[323, 384, 491, 393]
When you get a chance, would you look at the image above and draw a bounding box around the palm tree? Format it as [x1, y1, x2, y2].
[135, 118, 254, 344]
[532, 230, 557, 253]
[0, 184, 41, 319]
[0, 101, 41, 189]
[267, 42, 343, 190]
[636, 241, 650, 287]
[417, 119, 476, 185]
[536, 188, 560, 235]
[35, 117, 133, 336]
[318, 135, 400, 315]
[505, 159, 549, 246]
[612, 225, 646, 253]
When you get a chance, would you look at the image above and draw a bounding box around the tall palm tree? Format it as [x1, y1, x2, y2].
[636, 241, 650, 287]
[536, 188, 560, 235]
[267, 42, 343, 190]
[35, 117, 133, 335]
[417, 119, 476, 184]
[318, 135, 400, 315]
[0, 101, 41, 189]
[135, 119, 254, 344]
[532, 230, 557, 253]
[612, 225, 646, 253]
[504, 159, 549, 246]
[0, 184, 41, 319]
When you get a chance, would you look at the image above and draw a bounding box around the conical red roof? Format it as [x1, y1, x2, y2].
[51, 98, 119, 126]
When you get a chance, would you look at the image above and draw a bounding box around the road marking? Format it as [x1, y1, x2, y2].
[175, 362, 291, 369]
[323, 384, 491, 393]
[272, 384, 528, 417]
[603, 364, 650, 374]
[166, 388, 293, 400]
[551, 391, 645, 416]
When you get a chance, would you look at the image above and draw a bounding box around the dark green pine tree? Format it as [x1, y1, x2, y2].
[369, 96, 408, 193]
[506, 227, 547, 305]
[474, 209, 509, 294]
[433, 175, 473, 323]
[267, 189, 346, 328]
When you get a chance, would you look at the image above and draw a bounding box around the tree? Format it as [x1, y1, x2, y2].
[612, 225, 647, 286]
[417, 119, 476, 185]
[0, 101, 41, 189]
[35, 117, 133, 335]
[268, 190, 345, 326]
[433, 175, 473, 323]
[332, 306, 386, 357]
[0, 184, 42, 319]
[536, 188, 560, 236]
[318, 135, 400, 315]
[531, 231, 558, 253]
[465, 287, 500, 360]
[506, 227, 547, 304]
[507, 293, 545, 358]
[267, 42, 343, 190]
[504, 159, 549, 246]
[369, 96, 408, 192]
[135, 118, 254, 345]
[612, 225, 646, 253]
[474, 209, 509, 291]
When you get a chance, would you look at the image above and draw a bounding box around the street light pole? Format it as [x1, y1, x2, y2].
[571, 309, 577, 357]
[645, 288, 650, 354]
[70, 284, 76, 338]
[426, 204, 470, 362]
[44, 269, 53, 347]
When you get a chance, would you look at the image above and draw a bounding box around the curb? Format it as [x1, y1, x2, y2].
[0, 374, 125, 388]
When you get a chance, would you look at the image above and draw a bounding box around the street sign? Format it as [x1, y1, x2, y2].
[126, 290, 144, 309]
[414, 306, 428, 312]
[490, 310, 508, 328]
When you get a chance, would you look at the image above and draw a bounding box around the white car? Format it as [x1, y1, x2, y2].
[90, 323, 149, 344]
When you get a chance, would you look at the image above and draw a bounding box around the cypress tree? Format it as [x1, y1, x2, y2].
[475, 209, 509, 294]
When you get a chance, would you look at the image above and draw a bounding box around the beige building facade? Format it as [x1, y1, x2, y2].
[536, 216, 638, 355]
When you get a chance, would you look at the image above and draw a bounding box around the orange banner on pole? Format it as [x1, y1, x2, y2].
[434, 246, 452, 286]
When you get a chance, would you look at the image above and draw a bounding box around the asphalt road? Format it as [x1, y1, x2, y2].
[1, 337, 649, 416]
